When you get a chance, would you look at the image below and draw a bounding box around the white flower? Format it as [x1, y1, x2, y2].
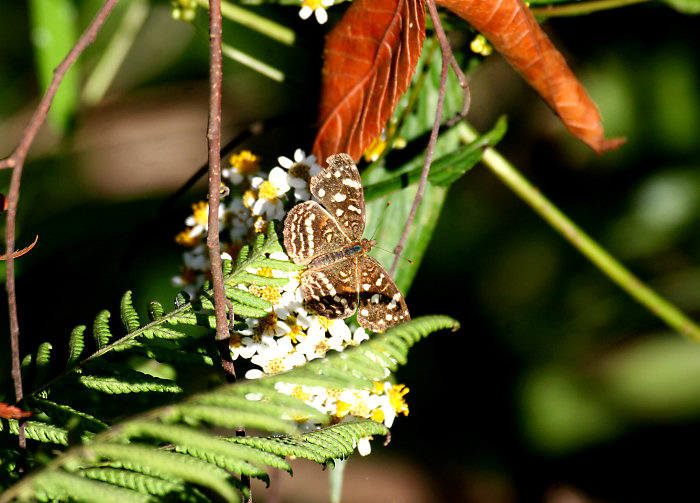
[223, 150, 261, 185]
[298, 0, 335, 24]
[251, 167, 291, 220]
[277, 148, 322, 201]
[247, 336, 306, 378]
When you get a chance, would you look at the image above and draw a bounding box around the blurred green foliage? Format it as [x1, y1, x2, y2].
[2, 0, 700, 500]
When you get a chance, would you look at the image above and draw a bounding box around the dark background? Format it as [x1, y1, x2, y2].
[2, 1, 700, 501]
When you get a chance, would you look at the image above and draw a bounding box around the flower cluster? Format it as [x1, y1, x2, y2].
[173, 148, 409, 454]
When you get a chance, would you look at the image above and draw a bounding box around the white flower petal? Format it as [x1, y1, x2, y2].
[314, 8, 328, 24]
[298, 5, 313, 19]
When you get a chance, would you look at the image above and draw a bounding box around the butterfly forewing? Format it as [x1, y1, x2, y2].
[283, 201, 351, 265]
[310, 153, 365, 242]
[301, 257, 359, 319]
[356, 256, 410, 332]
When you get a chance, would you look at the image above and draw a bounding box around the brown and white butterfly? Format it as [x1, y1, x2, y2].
[283, 153, 410, 332]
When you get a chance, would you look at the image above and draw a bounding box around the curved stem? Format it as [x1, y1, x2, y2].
[458, 122, 700, 344]
[530, 0, 651, 18]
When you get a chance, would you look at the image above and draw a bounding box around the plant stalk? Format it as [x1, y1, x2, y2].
[458, 122, 700, 344]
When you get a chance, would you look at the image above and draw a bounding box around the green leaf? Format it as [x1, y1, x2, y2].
[85, 444, 245, 502]
[120, 291, 141, 333]
[67, 325, 86, 366]
[28, 0, 79, 134]
[33, 469, 152, 503]
[427, 116, 508, 187]
[93, 310, 112, 350]
[661, 0, 700, 13]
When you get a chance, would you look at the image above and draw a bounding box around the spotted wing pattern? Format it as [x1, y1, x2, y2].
[310, 153, 365, 242]
[300, 257, 358, 319]
[356, 256, 410, 332]
[283, 200, 350, 265]
[283, 153, 410, 332]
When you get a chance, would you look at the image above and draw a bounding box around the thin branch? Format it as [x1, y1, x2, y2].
[1, 0, 121, 451]
[390, 0, 451, 276]
[205, 0, 237, 382]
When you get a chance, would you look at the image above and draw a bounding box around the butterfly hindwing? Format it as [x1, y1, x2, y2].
[300, 257, 359, 320]
[310, 153, 365, 242]
[356, 256, 410, 332]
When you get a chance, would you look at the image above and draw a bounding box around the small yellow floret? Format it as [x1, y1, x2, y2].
[191, 201, 209, 226]
[258, 180, 279, 201]
[388, 384, 410, 416]
[470, 35, 493, 56]
[229, 150, 260, 174]
[175, 229, 200, 248]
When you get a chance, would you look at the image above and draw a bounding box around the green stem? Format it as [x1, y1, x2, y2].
[458, 122, 700, 345]
[81, 0, 150, 105]
[194, 0, 295, 46]
[529, 0, 651, 18]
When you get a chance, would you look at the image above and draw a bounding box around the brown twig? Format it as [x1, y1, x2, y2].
[390, 0, 452, 276]
[1, 0, 121, 451]
[205, 0, 237, 384]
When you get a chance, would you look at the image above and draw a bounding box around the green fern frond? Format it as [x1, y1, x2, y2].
[32, 469, 154, 503]
[147, 301, 164, 321]
[72, 373, 182, 395]
[33, 342, 52, 389]
[79, 467, 206, 501]
[28, 397, 108, 433]
[224, 286, 272, 310]
[118, 421, 283, 481]
[231, 420, 388, 464]
[84, 444, 246, 502]
[93, 310, 113, 350]
[120, 291, 141, 333]
[0, 419, 69, 446]
[67, 325, 86, 366]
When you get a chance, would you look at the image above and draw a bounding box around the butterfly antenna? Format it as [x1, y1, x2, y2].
[370, 201, 414, 266]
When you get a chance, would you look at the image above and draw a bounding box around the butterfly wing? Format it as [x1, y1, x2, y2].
[301, 256, 359, 320]
[310, 154, 366, 242]
[283, 200, 351, 265]
[356, 256, 410, 332]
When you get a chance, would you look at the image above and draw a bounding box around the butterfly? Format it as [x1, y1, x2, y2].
[283, 153, 410, 332]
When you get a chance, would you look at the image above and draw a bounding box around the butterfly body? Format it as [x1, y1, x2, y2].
[283, 154, 410, 332]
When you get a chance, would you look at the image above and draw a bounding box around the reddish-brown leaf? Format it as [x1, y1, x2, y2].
[312, 0, 426, 162]
[0, 401, 33, 420]
[437, 0, 625, 153]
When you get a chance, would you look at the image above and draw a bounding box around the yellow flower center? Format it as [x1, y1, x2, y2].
[288, 164, 311, 184]
[191, 201, 209, 226]
[256, 313, 279, 336]
[388, 384, 409, 416]
[229, 150, 260, 174]
[302, 0, 325, 9]
[318, 316, 333, 331]
[265, 357, 285, 374]
[175, 229, 201, 248]
[258, 180, 280, 201]
[229, 333, 243, 348]
[336, 400, 351, 417]
[315, 339, 330, 356]
[291, 385, 311, 401]
[288, 323, 304, 344]
[257, 268, 274, 278]
[370, 409, 385, 423]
